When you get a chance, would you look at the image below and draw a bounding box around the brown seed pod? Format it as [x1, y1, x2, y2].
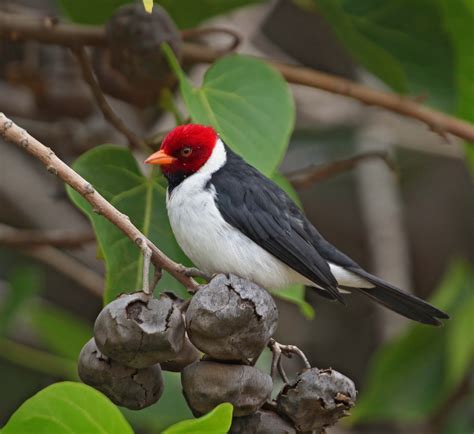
[186, 274, 278, 363]
[94, 292, 185, 368]
[160, 335, 201, 372]
[181, 360, 273, 417]
[95, 3, 181, 106]
[229, 409, 296, 434]
[277, 368, 356, 432]
[78, 338, 163, 410]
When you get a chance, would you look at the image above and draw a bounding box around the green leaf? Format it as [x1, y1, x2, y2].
[56, 0, 130, 24]
[164, 45, 295, 176]
[438, 0, 474, 177]
[352, 262, 474, 423]
[29, 304, 92, 361]
[315, 0, 456, 110]
[0, 265, 42, 335]
[163, 403, 233, 434]
[2, 382, 133, 434]
[67, 145, 190, 304]
[157, 0, 263, 28]
[273, 284, 314, 319]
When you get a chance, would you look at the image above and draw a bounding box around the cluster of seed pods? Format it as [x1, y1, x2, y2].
[78, 274, 356, 433]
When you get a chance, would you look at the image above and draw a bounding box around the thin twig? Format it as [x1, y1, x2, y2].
[181, 26, 241, 53]
[268, 338, 311, 384]
[0, 113, 199, 292]
[21, 245, 103, 298]
[287, 151, 395, 190]
[72, 46, 146, 151]
[0, 223, 95, 248]
[2, 11, 474, 143]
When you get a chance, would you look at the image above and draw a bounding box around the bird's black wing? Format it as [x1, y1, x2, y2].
[210, 148, 342, 302]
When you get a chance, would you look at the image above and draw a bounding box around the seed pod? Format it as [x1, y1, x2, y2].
[277, 368, 356, 432]
[160, 336, 200, 372]
[229, 409, 296, 434]
[78, 338, 163, 410]
[182, 360, 272, 417]
[186, 274, 278, 363]
[94, 292, 185, 368]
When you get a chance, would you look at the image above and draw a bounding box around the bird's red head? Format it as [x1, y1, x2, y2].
[145, 124, 218, 175]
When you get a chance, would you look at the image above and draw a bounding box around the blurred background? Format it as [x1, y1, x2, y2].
[0, 0, 473, 433]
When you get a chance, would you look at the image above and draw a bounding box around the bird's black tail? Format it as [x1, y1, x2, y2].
[345, 269, 450, 326]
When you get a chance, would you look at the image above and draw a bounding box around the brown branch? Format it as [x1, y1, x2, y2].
[0, 224, 95, 248]
[21, 246, 103, 298]
[1, 11, 474, 143]
[0, 10, 106, 46]
[0, 113, 199, 293]
[287, 151, 394, 190]
[71, 46, 146, 151]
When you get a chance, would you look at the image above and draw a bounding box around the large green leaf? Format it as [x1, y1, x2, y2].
[1, 382, 133, 434]
[352, 262, 474, 423]
[67, 145, 190, 303]
[163, 403, 233, 434]
[29, 304, 92, 361]
[164, 45, 295, 176]
[315, 0, 456, 110]
[56, 0, 130, 24]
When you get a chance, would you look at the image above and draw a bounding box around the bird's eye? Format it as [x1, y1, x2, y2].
[180, 147, 192, 157]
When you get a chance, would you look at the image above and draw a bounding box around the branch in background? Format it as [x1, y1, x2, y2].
[0, 113, 199, 292]
[2, 10, 471, 143]
[21, 246, 103, 298]
[72, 47, 146, 151]
[0, 223, 95, 248]
[287, 151, 394, 190]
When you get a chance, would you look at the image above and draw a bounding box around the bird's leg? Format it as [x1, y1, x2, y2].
[179, 265, 213, 281]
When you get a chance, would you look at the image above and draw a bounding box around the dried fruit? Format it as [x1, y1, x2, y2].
[186, 274, 278, 363]
[182, 360, 273, 417]
[160, 335, 200, 372]
[78, 338, 163, 410]
[229, 409, 296, 434]
[94, 292, 185, 368]
[277, 368, 356, 432]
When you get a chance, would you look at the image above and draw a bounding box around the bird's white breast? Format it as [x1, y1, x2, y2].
[166, 139, 303, 289]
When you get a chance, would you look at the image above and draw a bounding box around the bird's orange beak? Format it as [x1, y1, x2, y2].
[144, 149, 177, 166]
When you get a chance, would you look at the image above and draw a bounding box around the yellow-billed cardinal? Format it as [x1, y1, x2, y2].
[145, 124, 448, 325]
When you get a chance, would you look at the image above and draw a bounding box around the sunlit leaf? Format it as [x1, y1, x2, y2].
[2, 382, 133, 434]
[143, 0, 153, 13]
[163, 403, 233, 434]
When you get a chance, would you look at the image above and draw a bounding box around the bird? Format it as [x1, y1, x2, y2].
[145, 124, 449, 325]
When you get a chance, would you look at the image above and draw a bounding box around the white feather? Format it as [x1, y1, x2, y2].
[167, 139, 373, 291]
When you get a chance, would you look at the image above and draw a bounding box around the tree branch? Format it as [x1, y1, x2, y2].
[1, 10, 474, 143]
[71, 46, 146, 151]
[287, 151, 394, 190]
[22, 245, 104, 298]
[0, 113, 199, 292]
[0, 224, 95, 248]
